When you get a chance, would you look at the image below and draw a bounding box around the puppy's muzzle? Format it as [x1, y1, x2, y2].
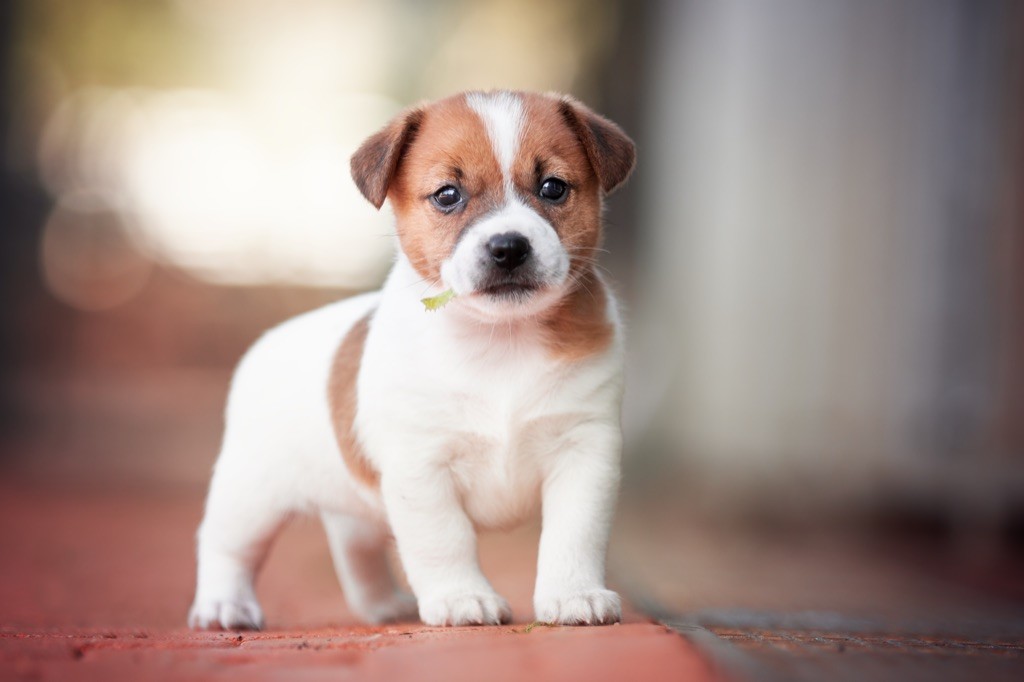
[486, 232, 531, 271]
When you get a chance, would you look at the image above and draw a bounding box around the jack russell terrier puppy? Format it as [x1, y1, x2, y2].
[188, 90, 636, 630]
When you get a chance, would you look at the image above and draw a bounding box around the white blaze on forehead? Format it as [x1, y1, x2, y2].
[466, 91, 523, 190]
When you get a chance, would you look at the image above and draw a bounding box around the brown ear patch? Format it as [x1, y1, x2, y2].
[350, 108, 425, 209]
[328, 311, 379, 488]
[558, 98, 636, 195]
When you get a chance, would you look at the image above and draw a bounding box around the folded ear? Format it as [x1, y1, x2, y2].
[350, 107, 425, 209]
[558, 97, 636, 195]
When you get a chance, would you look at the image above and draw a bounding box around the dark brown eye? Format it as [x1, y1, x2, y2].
[539, 178, 568, 203]
[431, 186, 462, 210]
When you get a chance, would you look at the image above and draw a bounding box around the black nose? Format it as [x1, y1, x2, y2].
[487, 232, 531, 270]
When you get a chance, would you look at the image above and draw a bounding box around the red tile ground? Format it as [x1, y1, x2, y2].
[0, 482, 721, 682]
[3, 373, 1023, 681]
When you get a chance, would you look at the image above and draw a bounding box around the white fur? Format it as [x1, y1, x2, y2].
[189, 94, 625, 629]
[443, 93, 570, 321]
[189, 293, 413, 629]
[439, 201, 571, 320]
[466, 91, 523, 196]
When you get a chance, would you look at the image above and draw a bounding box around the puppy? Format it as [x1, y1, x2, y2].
[188, 90, 636, 629]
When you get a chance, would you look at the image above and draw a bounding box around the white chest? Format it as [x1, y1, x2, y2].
[362, 344, 612, 528]
[419, 360, 581, 524]
[440, 391, 588, 529]
[357, 274, 625, 530]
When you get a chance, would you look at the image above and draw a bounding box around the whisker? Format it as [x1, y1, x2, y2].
[566, 271, 598, 304]
[418, 278, 443, 296]
[566, 245, 611, 256]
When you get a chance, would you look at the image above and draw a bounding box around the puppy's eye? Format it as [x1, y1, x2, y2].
[539, 178, 568, 203]
[431, 186, 462, 210]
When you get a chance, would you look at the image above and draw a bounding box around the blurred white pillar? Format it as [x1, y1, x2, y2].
[633, 0, 1016, 507]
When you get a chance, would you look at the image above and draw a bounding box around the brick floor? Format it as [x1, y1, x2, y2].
[0, 481, 720, 682]
[2, 373, 1023, 681]
[5, 478, 1023, 681]
[668, 623, 1024, 682]
[618, 506, 1024, 682]
[2, 624, 714, 682]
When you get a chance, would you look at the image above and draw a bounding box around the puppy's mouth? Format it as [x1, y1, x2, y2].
[478, 280, 540, 300]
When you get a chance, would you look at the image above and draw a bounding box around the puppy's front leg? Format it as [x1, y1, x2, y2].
[534, 421, 622, 625]
[382, 465, 511, 626]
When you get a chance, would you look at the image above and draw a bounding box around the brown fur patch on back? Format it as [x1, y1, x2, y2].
[540, 266, 614, 362]
[328, 311, 379, 488]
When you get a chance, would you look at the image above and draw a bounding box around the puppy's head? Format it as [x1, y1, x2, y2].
[351, 91, 635, 320]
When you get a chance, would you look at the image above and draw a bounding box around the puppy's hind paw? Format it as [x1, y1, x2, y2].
[535, 589, 621, 626]
[188, 597, 264, 631]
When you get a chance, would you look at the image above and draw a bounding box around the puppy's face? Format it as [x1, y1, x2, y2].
[352, 91, 635, 320]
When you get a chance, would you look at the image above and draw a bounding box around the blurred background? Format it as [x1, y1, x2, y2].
[1, 0, 1023, 639]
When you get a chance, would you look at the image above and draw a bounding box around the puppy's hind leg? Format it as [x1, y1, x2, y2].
[321, 511, 417, 624]
[189, 463, 289, 631]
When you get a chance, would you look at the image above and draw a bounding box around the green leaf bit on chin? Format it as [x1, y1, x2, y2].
[420, 288, 457, 311]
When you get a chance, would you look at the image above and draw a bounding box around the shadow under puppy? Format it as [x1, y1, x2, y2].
[189, 90, 636, 629]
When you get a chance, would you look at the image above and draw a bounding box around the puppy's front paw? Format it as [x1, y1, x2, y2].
[419, 590, 512, 626]
[535, 589, 621, 625]
[188, 597, 264, 631]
